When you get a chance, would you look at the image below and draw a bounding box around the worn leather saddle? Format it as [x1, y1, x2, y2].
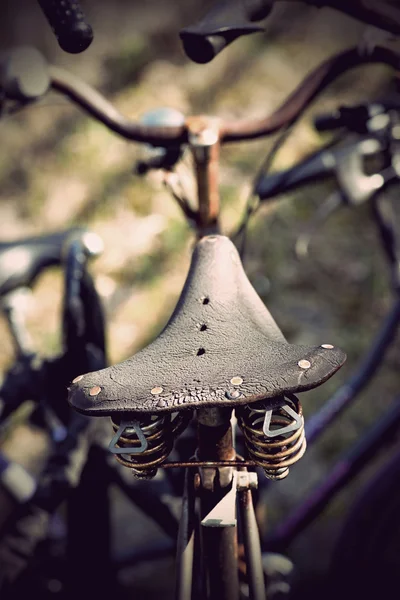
[68, 235, 345, 416]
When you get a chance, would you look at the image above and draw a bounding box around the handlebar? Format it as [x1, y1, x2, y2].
[40, 46, 400, 146]
[1, 46, 399, 145]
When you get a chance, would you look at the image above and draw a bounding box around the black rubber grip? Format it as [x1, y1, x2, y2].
[256, 152, 335, 200]
[37, 0, 93, 53]
[314, 104, 382, 134]
[180, 0, 272, 64]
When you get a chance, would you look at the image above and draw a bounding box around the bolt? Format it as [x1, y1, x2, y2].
[298, 359, 311, 370]
[226, 390, 241, 400]
[321, 344, 334, 349]
[151, 386, 163, 395]
[230, 376, 243, 386]
[72, 375, 84, 383]
[248, 472, 258, 489]
[237, 471, 258, 491]
[89, 385, 101, 396]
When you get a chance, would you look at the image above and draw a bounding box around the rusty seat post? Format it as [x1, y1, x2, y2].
[186, 116, 222, 238]
[195, 407, 240, 600]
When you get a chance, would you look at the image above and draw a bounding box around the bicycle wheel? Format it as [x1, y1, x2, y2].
[326, 445, 400, 600]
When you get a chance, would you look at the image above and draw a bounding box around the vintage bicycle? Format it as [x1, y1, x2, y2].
[1, 3, 400, 598]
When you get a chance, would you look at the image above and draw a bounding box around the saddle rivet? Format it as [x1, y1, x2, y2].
[230, 376, 243, 386]
[226, 389, 241, 399]
[73, 375, 84, 383]
[89, 385, 101, 396]
[298, 360, 311, 370]
[151, 386, 163, 395]
[321, 344, 334, 349]
[158, 399, 167, 408]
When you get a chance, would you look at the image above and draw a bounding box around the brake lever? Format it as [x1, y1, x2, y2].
[335, 140, 390, 206]
[180, 0, 273, 63]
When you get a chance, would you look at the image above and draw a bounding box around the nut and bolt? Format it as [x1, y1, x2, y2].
[237, 471, 258, 491]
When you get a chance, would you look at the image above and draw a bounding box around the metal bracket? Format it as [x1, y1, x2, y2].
[262, 404, 303, 438]
[201, 470, 237, 528]
[200, 468, 260, 528]
[237, 470, 258, 491]
[108, 420, 148, 455]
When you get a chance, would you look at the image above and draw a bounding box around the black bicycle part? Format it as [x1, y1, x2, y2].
[36, 0, 93, 53]
[255, 143, 338, 200]
[311, 0, 400, 36]
[180, 0, 273, 64]
[0, 228, 87, 297]
[372, 189, 400, 289]
[265, 395, 400, 552]
[305, 296, 400, 445]
[255, 98, 400, 202]
[65, 444, 115, 598]
[0, 228, 105, 426]
[326, 442, 400, 600]
[0, 410, 91, 597]
[313, 103, 392, 134]
[62, 235, 107, 374]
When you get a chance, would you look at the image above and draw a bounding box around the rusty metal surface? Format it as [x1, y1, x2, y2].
[197, 407, 240, 600]
[186, 115, 221, 235]
[161, 460, 256, 468]
[51, 48, 400, 146]
[175, 468, 196, 600]
[238, 485, 266, 600]
[237, 396, 307, 479]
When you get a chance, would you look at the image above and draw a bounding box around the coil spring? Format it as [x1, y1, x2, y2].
[237, 394, 306, 480]
[110, 410, 192, 479]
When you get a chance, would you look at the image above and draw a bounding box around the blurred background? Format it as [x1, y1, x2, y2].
[0, 0, 400, 597]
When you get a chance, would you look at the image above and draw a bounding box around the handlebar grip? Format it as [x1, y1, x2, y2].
[314, 105, 372, 133]
[255, 152, 335, 200]
[180, 0, 273, 64]
[314, 110, 343, 132]
[37, 0, 93, 53]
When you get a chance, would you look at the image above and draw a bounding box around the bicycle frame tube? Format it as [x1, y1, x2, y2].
[175, 469, 196, 600]
[266, 397, 400, 551]
[175, 408, 266, 600]
[187, 116, 221, 237]
[197, 407, 239, 600]
[258, 299, 400, 550]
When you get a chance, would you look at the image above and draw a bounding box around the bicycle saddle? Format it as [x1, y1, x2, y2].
[69, 235, 345, 416]
[0, 228, 101, 297]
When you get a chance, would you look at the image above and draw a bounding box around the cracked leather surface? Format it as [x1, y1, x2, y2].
[68, 235, 346, 416]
